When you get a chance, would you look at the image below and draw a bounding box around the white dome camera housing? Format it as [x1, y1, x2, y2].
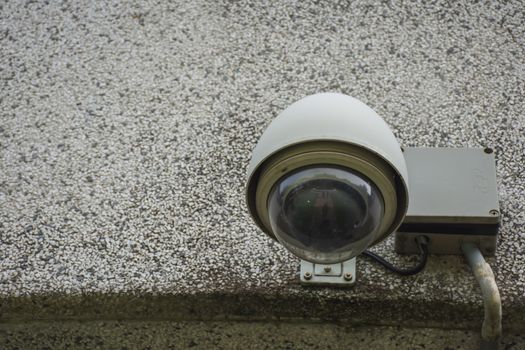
[246, 93, 409, 264]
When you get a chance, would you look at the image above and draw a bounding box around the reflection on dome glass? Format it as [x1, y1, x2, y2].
[268, 166, 384, 263]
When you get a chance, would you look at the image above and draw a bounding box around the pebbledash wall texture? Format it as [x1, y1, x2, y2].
[0, 0, 524, 334]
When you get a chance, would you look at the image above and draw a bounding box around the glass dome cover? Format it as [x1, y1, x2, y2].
[267, 165, 384, 263]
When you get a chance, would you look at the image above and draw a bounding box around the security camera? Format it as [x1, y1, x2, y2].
[246, 93, 499, 287]
[245, 93, 501, 346]
[246, 93, 409, 263]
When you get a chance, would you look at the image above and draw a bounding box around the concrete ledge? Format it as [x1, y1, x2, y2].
[3, 320, 525, 350]
[1, 291, 524, 333]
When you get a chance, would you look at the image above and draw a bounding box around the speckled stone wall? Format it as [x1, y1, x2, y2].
[0, 0, 524, 333]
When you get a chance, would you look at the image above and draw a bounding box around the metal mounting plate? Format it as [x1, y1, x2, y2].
[300, 258, 356, 287]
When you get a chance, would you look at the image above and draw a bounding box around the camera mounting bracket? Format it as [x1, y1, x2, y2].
[300, 258, 356, 287]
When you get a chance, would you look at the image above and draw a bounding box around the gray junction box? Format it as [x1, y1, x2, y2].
[395, 148, 500, 256]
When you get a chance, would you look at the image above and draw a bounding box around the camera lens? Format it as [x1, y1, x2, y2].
[268, 166, 384, 263]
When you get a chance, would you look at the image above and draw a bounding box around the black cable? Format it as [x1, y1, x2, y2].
[360, 236, 429, 276]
